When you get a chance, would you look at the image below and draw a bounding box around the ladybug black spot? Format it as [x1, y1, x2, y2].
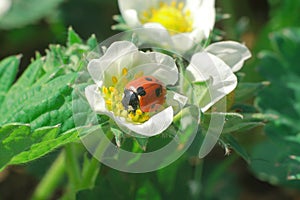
[137, 87, 146, 96]
[155, 86, 162, 97]
[145, 77, 153, 81]
[151, 104, 156, 109]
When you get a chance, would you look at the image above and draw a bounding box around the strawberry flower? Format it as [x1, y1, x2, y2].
[85, 41, 186, 137]
[117, 0, 215, 51]
[85, 39, 251, 137]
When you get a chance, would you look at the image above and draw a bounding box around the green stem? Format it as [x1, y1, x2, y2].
[203, 154, 238, 199]
[65, 143, 81, 189]
[31, 151, 66, 200]
[191, 159, 204, 200]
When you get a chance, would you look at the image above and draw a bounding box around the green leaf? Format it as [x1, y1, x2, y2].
[67, 27, 83, 46]
[111, 15, 131, 31]
[235, 81, 270, 102]
[222, 134, 250, 163]
[134, 137, 148, 151]
[0, 55, 21, 105]
[8, 57, 44, 94]
[190, 80, 212, 108]
[0, 0, 64, 29]
[87, 34, 98, 51]
[112, 15, 126, 24]
[0, 123, 79, 171]
[251, 28, 300, 187]
[0, 73, 76, 126]
[111, 127, 124, 148]
[202, 112, 265, 134]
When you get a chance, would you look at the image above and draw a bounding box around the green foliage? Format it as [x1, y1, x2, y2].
[250, 28, 300, 186]
[0, 0, 64, 29]
[0, 28, 97, 171]
[268, 0, 300, 30]
[0, 123, 78, 170]
[0, 55, 21, 104]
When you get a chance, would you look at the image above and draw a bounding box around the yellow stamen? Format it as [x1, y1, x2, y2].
[140, 115, 150, 122]
[159, 2, 165, 7]
[109, 86, 115, 93]
[122, 68, 128, 76]
[178, 2, 184, 9]
[185, 10, 191, 17]
[112, 76, 118, 84]
[133, 114, 140, 122]
[140, 1, 193, 34]
[102, 86, 108, 94]
[105, 100, 112, 105]
[128, 112, 135, 119]
[136, 109, 143, 116]
[171, 1, 176, 7]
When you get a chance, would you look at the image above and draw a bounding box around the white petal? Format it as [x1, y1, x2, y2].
[85, 84, 107, 113]
[187, 0, 216, 38]
[121, 9, 141, 27]
[0, 0, 11, 17]
[145, 52, 178, 85]
[87, 41, 138, 86]
[118, 0, 161, 14]
[171, 33, 195, 52]
[142, 23, 174, 46]
[186, 52, 237, 112]
[116, 50, 178, 86]
[114, 106, 174, 137]
[205, 41, 251, 72]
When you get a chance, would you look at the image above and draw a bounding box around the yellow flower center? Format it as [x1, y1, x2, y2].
[100, 68, 150, 123]
[141, 1, 193, 34]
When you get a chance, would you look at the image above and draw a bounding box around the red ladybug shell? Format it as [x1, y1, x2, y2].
[125, 76, 166, 112]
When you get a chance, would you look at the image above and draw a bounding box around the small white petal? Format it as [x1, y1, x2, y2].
[205, 41, 251, 72]
[85, 84, 107, 113]
[87, 41, 138, 85]
[187, 52, 237, 112]
[114, 106, 174, 137]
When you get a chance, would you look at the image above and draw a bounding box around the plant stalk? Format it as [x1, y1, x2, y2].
[31, 151, 66, 200]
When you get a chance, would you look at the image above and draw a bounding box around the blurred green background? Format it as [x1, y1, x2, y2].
[1, 0, 300, 199]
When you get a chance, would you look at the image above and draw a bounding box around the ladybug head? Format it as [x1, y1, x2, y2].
[121, 89, 139, 112]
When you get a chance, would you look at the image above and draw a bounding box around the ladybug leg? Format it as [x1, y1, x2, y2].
[137, 87, 146, 96]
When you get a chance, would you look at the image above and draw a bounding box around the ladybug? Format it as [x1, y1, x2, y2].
[121, 76, 166, 113]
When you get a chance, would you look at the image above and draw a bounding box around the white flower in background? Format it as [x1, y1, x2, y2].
[85, 41, 186, 137]
[187, 41, 251, 111]
[0, 0, 11, 17]
[118, 0, 215, 51]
